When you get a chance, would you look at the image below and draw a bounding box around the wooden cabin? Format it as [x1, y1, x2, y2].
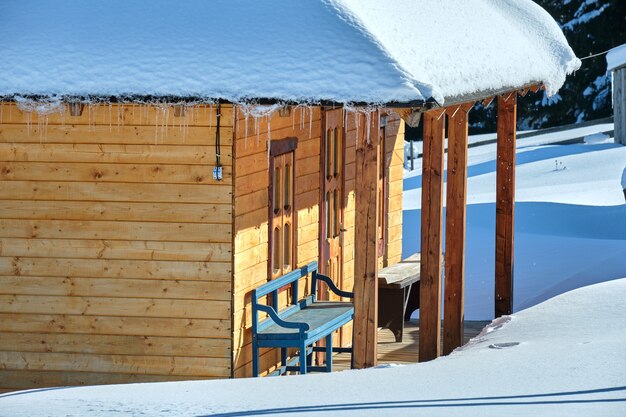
[607, 43, 626, 146]
[0, 1, 579, 392]
[0, 102, 404, 388]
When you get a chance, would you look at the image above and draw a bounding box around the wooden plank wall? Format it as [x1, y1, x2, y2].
[231, 107, 404, 377]
[0, 102, 234, 391]
[232, 106, 322, 377]
[383, 111, 405, 267]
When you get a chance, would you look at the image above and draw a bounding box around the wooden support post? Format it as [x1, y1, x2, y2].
[495, 93, 517, 318]
[353, 112, 380, 369]
[419, 108, 446, 362]
[443, 103, 472, 355]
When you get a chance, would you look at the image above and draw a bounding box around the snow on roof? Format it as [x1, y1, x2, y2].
[607, 43, 626, 72]
[0, 0, 580, 106]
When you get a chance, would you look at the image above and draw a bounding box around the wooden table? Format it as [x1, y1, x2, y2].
[378, 253, 421, 342]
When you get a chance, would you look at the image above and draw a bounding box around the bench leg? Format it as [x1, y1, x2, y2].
[325, 334, 333, 372]
[299, 343, 307, 375]
[404, 282, 420, 321]
[281, 348, 287, 369]
[307, 346, 313, 367]
[379, 287, 406, 342]
[252, 339, 259, 377]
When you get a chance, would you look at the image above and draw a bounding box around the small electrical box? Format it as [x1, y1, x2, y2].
[213, 166, 223, 181]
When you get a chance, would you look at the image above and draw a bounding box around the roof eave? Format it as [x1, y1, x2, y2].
[0, 94, 434, 110]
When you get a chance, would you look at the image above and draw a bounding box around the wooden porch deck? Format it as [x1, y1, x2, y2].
[333, 320, 490, 370]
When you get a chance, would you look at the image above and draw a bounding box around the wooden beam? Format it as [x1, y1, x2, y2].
[495, 94, 517, 318]
[353, 111, 380, 369]
[419, 108, 446, 362]
[443, 103, 472, 355]
[482, 96, 495, 107]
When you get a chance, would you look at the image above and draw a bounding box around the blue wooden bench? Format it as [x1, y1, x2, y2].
[251, 261, 354, 376]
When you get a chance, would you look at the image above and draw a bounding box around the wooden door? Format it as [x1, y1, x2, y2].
[269, 151, 295, 280]
[320, 109, 345, 300]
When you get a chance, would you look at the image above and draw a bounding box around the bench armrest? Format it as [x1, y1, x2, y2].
[256, 304, 310, 333]
[313, 273, 354, 299]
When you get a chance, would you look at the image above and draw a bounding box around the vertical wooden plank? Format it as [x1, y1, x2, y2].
[495, 93, 517, 318]
[419, 108, 445, 362]
[443, 104, 472, 355]
[353, 111, 379, 369]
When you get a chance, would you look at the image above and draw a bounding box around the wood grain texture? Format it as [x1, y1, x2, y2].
[0, 370, 206, 392]
[443, 104, 472, 355]
[0, 143, 232, 166]
[0, 200, 232, 224]
[0, 238, 232, 262]
[0, 351, 230, 377]
[232, 106, 323, 377]
[353, 111, 379, 369]
[0, 332, 230, 358]
[0, 102, 235, 389]
[0, 313, 229, 338]
[419, 109, 446, 362]
[0, 102, 232, 127]
[495, 94, 517, 317]
[0, 124, 233, 145]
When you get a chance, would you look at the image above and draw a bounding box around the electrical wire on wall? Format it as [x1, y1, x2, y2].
[213, 104, 223, 181]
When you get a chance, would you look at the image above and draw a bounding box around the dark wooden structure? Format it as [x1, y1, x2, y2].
[378, 253, 420, 343]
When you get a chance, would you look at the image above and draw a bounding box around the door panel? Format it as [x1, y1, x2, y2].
[320, 109, 344, 302]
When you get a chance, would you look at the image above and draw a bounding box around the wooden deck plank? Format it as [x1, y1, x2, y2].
[333, 320, 489, 370]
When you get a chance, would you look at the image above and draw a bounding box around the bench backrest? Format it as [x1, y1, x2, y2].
[252, 261, 321, 333]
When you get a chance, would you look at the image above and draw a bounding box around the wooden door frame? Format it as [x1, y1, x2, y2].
[267, 137, 298, 282]
[318, 108, 346, 290]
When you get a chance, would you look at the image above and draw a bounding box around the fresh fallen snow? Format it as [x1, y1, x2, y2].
[404, 122, 614, 159]
[403, 124, 626, 320]
[607, 43, 626, 72]
[0, 0, 579, 105]
[2, 278, 625, 416]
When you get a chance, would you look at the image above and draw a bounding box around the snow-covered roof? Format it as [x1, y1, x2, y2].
[0, 0, 580, 106]
[607, 44, 626, 72]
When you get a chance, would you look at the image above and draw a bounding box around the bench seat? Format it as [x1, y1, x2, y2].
[258, 301, 354, 341]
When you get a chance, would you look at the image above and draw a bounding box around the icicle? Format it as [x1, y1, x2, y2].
[267, 120, 271, 161]
[255, 114, 260, 143]
[209, 104, 213, 134]
[154, 106, 159, 145]
[267, 114, 271, 143]
[43, 115, 49, 143]
[309, 106, 313, 139]
[244, 108, 249, 137]
[354, 111, 359, 146]
[366, 111, 371, 145]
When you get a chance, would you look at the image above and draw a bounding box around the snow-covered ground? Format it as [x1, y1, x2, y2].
[403, 125, 626, 319]
[2, 278, 625, 416]
[1, 124, 625, 416]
